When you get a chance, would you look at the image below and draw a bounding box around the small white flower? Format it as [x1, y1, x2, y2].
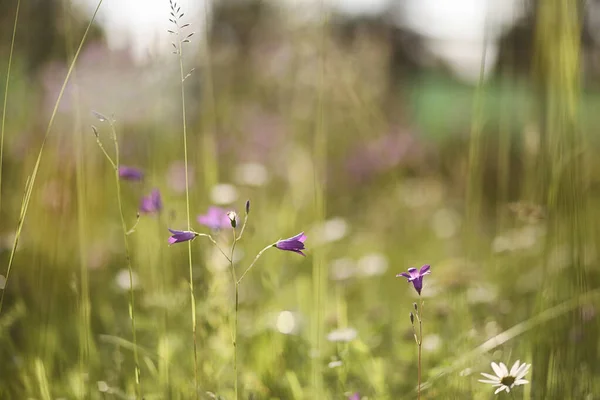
[326, 327, 357, 343]
[479, 360, 531, 394]
[115, 269, 139, 291]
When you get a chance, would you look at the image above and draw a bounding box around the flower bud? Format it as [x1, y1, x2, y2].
[409, 312, 414, 325]
[227, 211, 237, 228]
[245, 199, 250, 214]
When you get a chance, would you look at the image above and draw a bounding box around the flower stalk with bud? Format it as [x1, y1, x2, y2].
[91, 112, 142, 398]
[167, 199, 306, 399]
[397, 264, 431, 400]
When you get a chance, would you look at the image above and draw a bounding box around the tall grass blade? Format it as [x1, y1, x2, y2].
[0, 0, 21, 215]
[0, 0, 104, 314]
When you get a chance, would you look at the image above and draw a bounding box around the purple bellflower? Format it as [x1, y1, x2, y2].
[348, 394, 360, 400]
[118, 166, 144, 181]
[197, 206, 232, 230]
[397, 264, 431, 295]
[274, 232, 307, 256]
[168, 229, 198, 245]
[139, 189, 162, 214]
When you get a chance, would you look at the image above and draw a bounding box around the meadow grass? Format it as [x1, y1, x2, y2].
[170, 2, 200, 397]
[0, 0, 21, 217]
[1, 1, 600, 399]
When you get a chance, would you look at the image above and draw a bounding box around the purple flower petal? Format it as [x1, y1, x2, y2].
[118, 166, 144, 181]
[407, 267, 420, 280]
[287, 232, 307, 243]
[275, 232, 307, 256]
[396, 264, 432, 295]
[197, 206, 232, 230]
[168, 228, 197, 245]
[139, 188, 162, 214]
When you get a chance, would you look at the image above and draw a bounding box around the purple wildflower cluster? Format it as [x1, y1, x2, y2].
[168, 204, 307, 257]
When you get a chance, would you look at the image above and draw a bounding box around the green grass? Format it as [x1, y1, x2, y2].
[1, 1, 600, 399]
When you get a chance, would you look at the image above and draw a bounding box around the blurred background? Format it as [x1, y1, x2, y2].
[1, 0, 600, 398]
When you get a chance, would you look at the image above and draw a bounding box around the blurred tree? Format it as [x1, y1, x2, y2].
[0, 0, 103, 74]
[210, 0, 277, 59]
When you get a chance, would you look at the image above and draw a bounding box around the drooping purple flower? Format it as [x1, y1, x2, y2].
[397, 264, 431, 295]
[139, 188, 162, 214]
[274, 232, 307, 256]
[118, 166, 144, 181]
[197, 206, 232, 230]
[348, 393, 360, 400]
[168, 229, 198, 245]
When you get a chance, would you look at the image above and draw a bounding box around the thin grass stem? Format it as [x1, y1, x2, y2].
[236, 245, 273, 284]
[417, 297, 423, 400]
[311, 0, 329, 396]
[107, 120, 142, 399]
[173, 8, 199, 396]
[0, 0, 21, 215]
[229, 227, 239, 399]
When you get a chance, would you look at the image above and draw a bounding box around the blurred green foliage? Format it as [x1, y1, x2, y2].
[1, 0, 600, 399]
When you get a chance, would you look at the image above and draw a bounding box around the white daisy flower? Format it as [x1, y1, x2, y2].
[478, 360, 531, 394]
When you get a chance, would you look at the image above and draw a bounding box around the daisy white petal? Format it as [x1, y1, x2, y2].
[515, 363, 531, 380]
[479, 379, 501, 384]
[490, 362, 503, 377]
[510, 360, 521, 376]
[480, 373, 500, 381]
[499, 362, 509, 376]
[495, 386, 508, 394]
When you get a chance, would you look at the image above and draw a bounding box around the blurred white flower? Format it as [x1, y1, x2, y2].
[115, 269, 140, 291]
[422, 334, 442, 352]
[431, 208, 461, 239]
[330, 257, 357, 281]
[234, 163, 269, 187]
[97, 381, 110, 393]
[467, 284, 498, 304]
[356, 253, 388, 277]
[492, 235, 513, 253]
[328, 360, 343, 368]
[210, 183, 239, 205]
[276, 311, 299, 335]
[312, 218, 349, 245]
[492, 226, 544, 253]
[479, 360, 531, 394]
[327, 327, 357, 343]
